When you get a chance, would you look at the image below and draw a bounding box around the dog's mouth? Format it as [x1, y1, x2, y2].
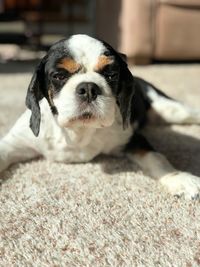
[59, 101, 106, 128]
[68, 111, 96, 124]
[75, 111, 94, 121]
[75, 102, 99, 121]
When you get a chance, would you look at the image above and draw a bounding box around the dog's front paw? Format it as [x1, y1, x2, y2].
[160, 172, 200, 200]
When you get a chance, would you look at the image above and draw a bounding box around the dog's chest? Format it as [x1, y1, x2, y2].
[39, 119, 133, 162]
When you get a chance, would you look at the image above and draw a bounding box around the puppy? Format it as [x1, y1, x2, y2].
[0, 34, 200, 199]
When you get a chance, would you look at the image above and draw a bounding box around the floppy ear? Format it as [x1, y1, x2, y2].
[100, 39, 135, 129]
[25, 56, 47, 137]
[118, 52, 127, 62]
[117, 55, 135, 129]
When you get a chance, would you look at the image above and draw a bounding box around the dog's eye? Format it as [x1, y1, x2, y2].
[99, 63, 119, 82]
[52, 72, 68, 81]
[105, 72, 118, 81]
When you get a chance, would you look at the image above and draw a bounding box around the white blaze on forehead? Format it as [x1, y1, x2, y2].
[67, 34, 106, 68]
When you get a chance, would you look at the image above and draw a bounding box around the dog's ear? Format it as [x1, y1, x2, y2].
[118, 52, 127, 63]
[117, 54, 135, 129]
[25, 56, 47, 137]
[100, 39, 134, 129]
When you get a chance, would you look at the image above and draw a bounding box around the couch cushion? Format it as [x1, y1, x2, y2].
[155, 4, 200, 59]
[159, 0, 200, 7]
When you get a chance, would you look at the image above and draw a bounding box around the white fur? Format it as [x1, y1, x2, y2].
[160, 172, 200, 199]
[54, 72, 116, 129]
[0, 99, 133, 171]
[67, 34, 106, 69]
[130, 152, 175, 179]
[147, 85, 200, 124]
[129, 152, 200, 199]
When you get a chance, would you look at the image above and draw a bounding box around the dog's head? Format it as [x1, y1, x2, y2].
[26, 34, 135, 136]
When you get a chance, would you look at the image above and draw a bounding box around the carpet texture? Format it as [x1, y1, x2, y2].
[0, 64, 200, 267]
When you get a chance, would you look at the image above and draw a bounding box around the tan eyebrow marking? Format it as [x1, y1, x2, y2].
[57, 58, 81, 73]
[94, 55, 113, 71]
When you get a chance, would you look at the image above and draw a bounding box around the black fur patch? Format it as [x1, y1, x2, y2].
[125, 133, 155, 152]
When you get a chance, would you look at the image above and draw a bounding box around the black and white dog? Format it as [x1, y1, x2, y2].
[0, 35, 200, 199]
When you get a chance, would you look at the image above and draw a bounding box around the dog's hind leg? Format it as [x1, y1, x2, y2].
[136, 77, 200, 125]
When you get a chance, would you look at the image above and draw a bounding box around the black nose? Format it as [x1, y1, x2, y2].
[76, 82, 102, 102]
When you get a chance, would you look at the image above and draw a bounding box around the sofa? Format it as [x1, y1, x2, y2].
[96, 0, 200, 64]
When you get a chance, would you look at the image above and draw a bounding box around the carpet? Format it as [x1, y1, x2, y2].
[0, 64, 200, 267]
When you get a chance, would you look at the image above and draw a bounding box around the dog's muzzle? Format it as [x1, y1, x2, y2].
[76, 82, 102, 103]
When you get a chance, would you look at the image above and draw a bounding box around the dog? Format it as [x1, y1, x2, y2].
[0, 34, 200, 199]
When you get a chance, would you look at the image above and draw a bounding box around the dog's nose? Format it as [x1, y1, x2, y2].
[76, 82, 102, 102]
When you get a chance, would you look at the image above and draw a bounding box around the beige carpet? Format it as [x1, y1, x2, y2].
[0, 64, 200, 267]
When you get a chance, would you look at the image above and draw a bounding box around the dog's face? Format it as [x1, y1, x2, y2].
[26, 35, 134, 136]
[47, 35, 119, 129]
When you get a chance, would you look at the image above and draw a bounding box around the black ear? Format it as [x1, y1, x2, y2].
[118, 52, 127, 62]
[117, 55, 135, 129]
[100, 39, 135, 129]
[25, 56, 47, 137]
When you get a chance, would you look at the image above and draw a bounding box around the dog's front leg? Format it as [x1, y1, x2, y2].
[0, 111, 39, 173]
[44, 146, 101, 164]
[126, 134, 200, 199]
